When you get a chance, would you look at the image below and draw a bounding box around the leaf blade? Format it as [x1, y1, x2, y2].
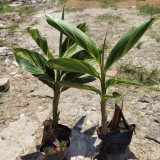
[13, 48, 55, 88]
[58, 81, 101, 94]
[47, 58, 100, 78]
[27, 27, 54, 60]
[106, 78, 160, 92]
[45, 14, 100, 63]
[105, 18, 157, 71]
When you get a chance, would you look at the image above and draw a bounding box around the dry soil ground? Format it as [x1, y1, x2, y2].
[0, 0, 160, 160]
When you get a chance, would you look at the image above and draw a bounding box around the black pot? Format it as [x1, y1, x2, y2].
[40, 124, 71, 160]
[97, 124, 135, 154]
[39, 148, 68, 160]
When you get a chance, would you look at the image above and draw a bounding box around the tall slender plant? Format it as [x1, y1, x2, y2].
[13, 10, 95, 134]
[46, 15, 160, 136]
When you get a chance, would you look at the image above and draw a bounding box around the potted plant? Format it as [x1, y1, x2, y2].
[45, 15, 160, 158]
[13, 9, 95, 160]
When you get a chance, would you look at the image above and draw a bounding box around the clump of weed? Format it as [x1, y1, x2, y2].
[117, 64, 160, 86]
[138, 5, 160, 15]
[0, 6, 15, 13]
[97, 14, 125, 23]
[65, 7, 84, 12]
[136, 41, 143, 49]
[17, 6, 36, 14]
[8, 23, 19, 35]
[0, 40, 6, 47]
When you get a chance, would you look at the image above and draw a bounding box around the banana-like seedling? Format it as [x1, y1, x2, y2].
[46, 15, 159, 136]
[13, 9, 96, 132]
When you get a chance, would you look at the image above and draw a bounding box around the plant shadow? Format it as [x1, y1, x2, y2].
[21, 116, 138, 160]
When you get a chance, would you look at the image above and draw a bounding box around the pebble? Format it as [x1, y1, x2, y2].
[1, 135, 6, 140]
[20, 114, 25, 118]
[0, 24, 8, 29]
[86, 119, 92, 125]
[0, 47, 13, 56]
[0, 78, 10, 92]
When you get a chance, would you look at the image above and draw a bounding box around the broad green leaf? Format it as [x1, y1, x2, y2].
[13, 48, 54, 88]
[33, 74, 55, 88]
[58, 81, 101, 94]
[105, 18, 157, 71]
[45, 14, 100, 63]
[62, 43, 77, 58]
[73, 75, 96, 84]
[27, 27, 54, 60]
[71, 50, 92, 60]
[62, 72, 83, 81]
[61, 75, 95, 91]
[47, 58, 100, 78]
[45, 66, 55, 81]
[59, 6, 65, 57]
[61, 50, 92, 79]
[106, 78, 160, 92]
[14, 48, 46, 74]
[61, 22, 87, 57]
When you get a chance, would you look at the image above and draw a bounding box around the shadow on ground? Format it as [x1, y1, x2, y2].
[21, 116, 138, 160]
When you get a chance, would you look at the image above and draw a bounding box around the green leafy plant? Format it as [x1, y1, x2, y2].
[8, 23, 19, 35]
[13, 9, 95, 135]
[45, 15, 159, 136]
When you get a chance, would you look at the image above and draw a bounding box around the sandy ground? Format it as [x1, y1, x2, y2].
[0, 0, 160, 160]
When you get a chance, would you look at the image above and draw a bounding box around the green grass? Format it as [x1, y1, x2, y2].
[8, 23, 19, 35]
[97, 14, 125, 23]
[0, 5, 36, 14]
[117, 64, 160, 86]
[59, 0, 68, 3]
[0, 6, 15, 14]
[0, 40, 6, 47]
[18, 6, 36, 14]
[138, 5, 160, 15]
[65, 7, 84, 12]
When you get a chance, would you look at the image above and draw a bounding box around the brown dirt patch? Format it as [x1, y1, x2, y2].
[64, 0, 160, 9]
[64, 0, 102, 9]
[116, 0, 160, 8]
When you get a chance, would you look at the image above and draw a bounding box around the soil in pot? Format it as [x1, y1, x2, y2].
[39, 120, 71, 160]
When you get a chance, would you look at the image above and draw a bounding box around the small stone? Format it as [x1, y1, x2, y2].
[0, 47, 13, 56]
[10, 72, 17, 75]
[131, 6, 136, 9]
[0, 24, 8, 29]
[86, 119, 92, 125]
[1, 135, 6, 140]
[0, 78, 10, 92]
[14, 15, 21, 22]
[8, 2, 23, 7]
[20, 114, 25, 118]
[92, 107, 97, 111]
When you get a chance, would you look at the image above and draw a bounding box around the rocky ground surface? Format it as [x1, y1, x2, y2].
[0, 0, 160, 160]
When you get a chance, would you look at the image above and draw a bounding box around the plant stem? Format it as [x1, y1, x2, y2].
[100, 66, 108, 136]
[52, 84, 60, 128]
